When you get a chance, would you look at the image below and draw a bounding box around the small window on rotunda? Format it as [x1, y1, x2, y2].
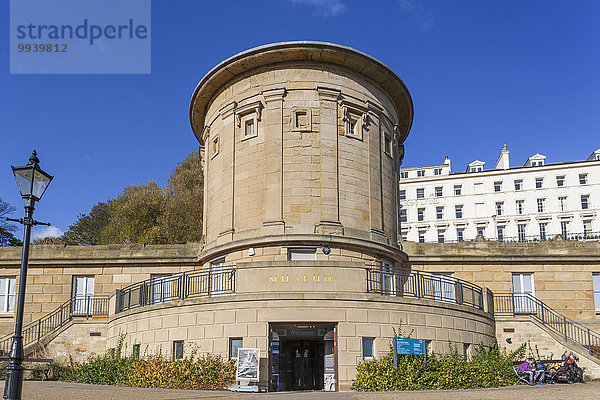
[211, 136, 219, 158]
[292, 109, 312, 132]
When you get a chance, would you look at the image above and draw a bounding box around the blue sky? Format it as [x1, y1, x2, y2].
[1, 0, 598, 239]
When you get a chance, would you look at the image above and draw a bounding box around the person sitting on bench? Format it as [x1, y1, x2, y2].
[519, 357, 536, 385]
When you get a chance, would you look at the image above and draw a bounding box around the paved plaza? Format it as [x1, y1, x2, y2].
[3, 381, 599, 400]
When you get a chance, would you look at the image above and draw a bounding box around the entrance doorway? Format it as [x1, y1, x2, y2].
[269, 323, 336, 391]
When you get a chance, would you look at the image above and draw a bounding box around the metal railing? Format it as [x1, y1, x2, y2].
[0, 295, 111, 356]
[409, 231, 600, 244]
[117, 266, 236, 313]
[365, 266, 484, 311]
[495, 292, 600, 359]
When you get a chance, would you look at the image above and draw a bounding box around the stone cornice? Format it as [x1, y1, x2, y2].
[0, 243, 200, 266]
[199, 233, 407, 265]
[190, 41, 413, 145]
[108, 290, 493, 324]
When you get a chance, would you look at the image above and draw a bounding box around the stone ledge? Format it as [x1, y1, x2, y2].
[109, 291, 493, 324]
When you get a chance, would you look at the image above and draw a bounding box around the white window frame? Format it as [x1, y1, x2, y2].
[537, 198, 545, 213]
[539, 223, 547, 241]
[417, 170, 425, 177]
[436, 206, 444, 220]
[455, 205, 463, 219]
[362, 337, 374, 359]
[418, 230, 426, 243]
[454, 185, 462, 196]
[516, 200, 525, 215]
[432, 273, 455, 302]
[495, 202, 504, 216]
[456, 228, 464, 242]
[416, 188, 425, 199]
[535, 178, 543, 189]
[417, 208, 425, 221]
[512, 273, 536, 313]
[559, 196, 567, 212]
[494, 181, 502, 192]
[581, 195, 590, 210]
[288, 248, 317, 261]
[0, 277, 16, 314]
[514, 180, 523, 191]
[583, 220, 593, 237]
[497, 226, 505, 242]
[150, 274, 172, 304]
[593, 273, 600, 312]
[579, 174, 588, 185]
[210, 257, 226, 296]
[517, 224, 527, 242]
[435, 187, 443, 197]
[561, 221, 569, 239]
[399, 190, 406, 200]
[400, 209, 407, 223]
[72, 276, 95, 315]
[380, 262, 395, 295]
[556, 176, 565, 187]
[437, 230, 445, 243]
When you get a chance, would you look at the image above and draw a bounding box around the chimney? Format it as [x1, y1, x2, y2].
[444, 155, 451, 172]
[495, 144, 510, 170]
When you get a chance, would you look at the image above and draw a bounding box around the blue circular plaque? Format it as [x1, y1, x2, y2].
[322, 246, 331, 255]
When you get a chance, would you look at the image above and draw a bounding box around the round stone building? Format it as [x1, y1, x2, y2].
[107, 42, 495, 391]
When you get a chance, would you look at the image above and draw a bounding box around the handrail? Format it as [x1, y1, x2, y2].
[117, 266, 236, 313]
[494, 292, 600, 359]
[408, 231, 600, 244]
[365, 266, 485, 311]
[0, 295, 111, 356]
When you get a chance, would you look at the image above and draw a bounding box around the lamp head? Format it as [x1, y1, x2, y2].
[11, 150, 53, 202]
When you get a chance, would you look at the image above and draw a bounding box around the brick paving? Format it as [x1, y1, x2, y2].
[3, 381, 599, 400]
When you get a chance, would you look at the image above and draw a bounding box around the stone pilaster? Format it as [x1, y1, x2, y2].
[218, 101, 236, 244]
[366, 100, 385, 238]
[262, 88, 286, 235]
[316, 87, 343, 235]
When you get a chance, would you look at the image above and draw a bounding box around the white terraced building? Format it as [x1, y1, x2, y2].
[399, 146, 600, 243]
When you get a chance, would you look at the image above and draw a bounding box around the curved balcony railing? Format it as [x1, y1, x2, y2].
[494, 292, 600, 359]
[365, 266, 485, 311]
[117, 266, 236, 313]
[0, 295, 111, 355]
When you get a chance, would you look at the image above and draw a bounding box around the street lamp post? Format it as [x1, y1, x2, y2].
[3, 151, 53, 400]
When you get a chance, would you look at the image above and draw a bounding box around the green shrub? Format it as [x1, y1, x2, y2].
[352, 340, 526, 391]
[52, 335, 236, 390]
[127, 353, 235, 389]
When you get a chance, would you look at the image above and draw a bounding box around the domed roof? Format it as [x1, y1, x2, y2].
[189, 41, 413, 145]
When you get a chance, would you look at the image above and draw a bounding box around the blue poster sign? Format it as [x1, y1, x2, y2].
[394, 338, 424, 355]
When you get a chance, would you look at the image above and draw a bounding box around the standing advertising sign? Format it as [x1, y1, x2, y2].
[393, 338, 426, 368]
[236, 348, 260, 381]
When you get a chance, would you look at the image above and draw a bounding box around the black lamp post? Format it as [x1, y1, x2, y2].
[3, 151, 53, 400]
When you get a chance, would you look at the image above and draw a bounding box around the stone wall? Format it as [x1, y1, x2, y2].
[33, 320, 108, 364]
[496, 317, 600, 378]
[0, 243, 198, 335]
[404, 240, 600, 328]
[107, 293, 495, 391]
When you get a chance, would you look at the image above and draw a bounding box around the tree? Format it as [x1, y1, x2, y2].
[159, 151, 203, 243]
[0, 198, 22, 247]
[60, 150, 203, 245]
[100, 181, 166, 245]
[61, 202, 110, 245]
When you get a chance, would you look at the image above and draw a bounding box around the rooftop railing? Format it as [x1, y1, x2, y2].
[365, 266, 485, 311]
[117, 266, 236, 313]
[407, 231, 600, 244]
